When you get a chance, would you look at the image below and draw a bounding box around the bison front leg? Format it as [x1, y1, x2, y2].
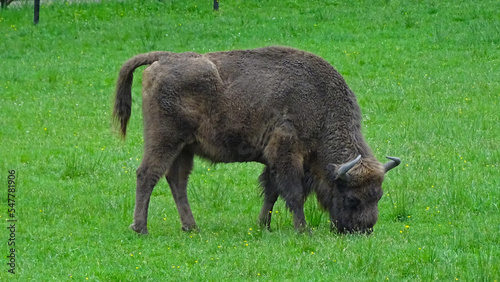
[258, 166, 279, 230]
[281, 182, 307, 232]
[264, 123, 308, 232]
[166, 149, 197, 232]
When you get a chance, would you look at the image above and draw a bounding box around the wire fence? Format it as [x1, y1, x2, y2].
[1, 0, 221, 25]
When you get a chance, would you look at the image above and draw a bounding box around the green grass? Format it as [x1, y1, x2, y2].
[1, 0, 499, 280]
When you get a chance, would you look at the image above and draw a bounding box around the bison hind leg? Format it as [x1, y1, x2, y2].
[166, 149, 198, 232]
[130, 133, 187, 234]
[131, 160, 170, 235]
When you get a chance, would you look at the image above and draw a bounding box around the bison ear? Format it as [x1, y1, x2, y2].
[327, 155, 362, 181]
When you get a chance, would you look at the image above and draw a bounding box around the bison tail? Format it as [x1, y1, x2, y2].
[113, 51, 171, 138]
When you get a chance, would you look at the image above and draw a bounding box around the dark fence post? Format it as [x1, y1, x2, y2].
[213, 0, 218, 11]
[1, 0, 10, 9]
[34, 0, 40, 24]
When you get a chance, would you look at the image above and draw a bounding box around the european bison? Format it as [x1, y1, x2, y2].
[114, 46, 400, 235]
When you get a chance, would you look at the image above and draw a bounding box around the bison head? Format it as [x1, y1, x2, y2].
[326, 155, 400, 234]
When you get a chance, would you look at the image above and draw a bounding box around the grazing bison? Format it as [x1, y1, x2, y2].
[113, 46, 400, 235]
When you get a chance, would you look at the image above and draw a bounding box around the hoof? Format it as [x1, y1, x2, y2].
[181, 225, 199, 232]
[295, 225, 312, 235]
[130, 223, 149, 235]
[257, 219, 271, 231]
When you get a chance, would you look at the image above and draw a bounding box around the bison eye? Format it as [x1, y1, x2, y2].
[346, 196, 361, 208]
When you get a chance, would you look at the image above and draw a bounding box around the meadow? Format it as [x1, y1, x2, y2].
[0, 0, 499, 280]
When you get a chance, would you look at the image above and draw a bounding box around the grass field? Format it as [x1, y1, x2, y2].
[1, 0, 499, 280]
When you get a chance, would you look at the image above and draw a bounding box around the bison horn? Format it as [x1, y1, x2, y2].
[384, 156, 401, 173]
[337, 155, 362, 181]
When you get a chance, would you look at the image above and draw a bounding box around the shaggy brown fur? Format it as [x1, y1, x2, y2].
[113, 46, 400, 234]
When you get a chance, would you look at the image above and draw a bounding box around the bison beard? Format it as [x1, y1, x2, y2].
[113, 46, 400, 235]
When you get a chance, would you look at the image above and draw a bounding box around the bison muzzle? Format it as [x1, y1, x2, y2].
[113, 46, 400, 235]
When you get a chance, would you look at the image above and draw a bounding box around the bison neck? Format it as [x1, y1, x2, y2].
[321, 118, 375, 165]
